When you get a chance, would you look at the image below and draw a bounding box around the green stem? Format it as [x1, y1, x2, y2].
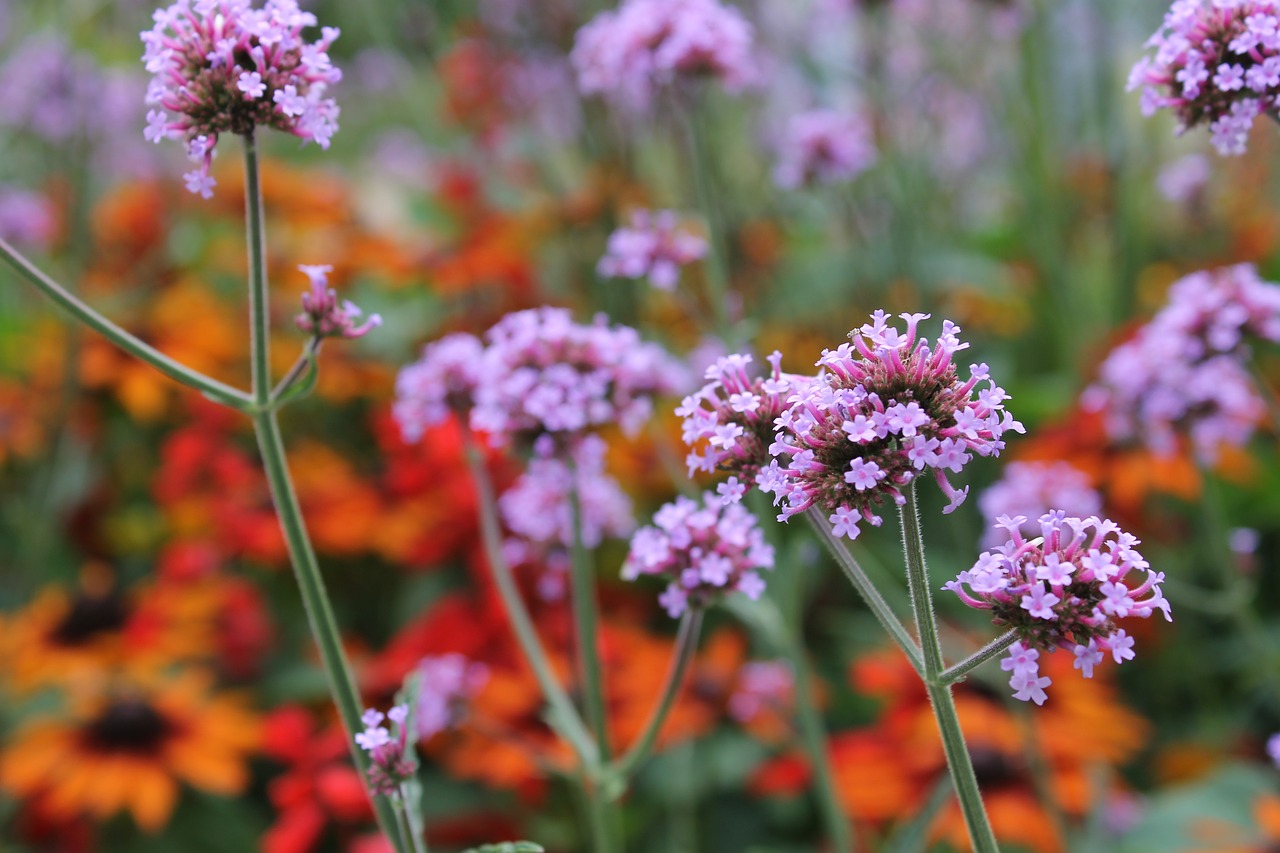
[459, 429, 599, 770]
[611, 608, 703, 783]
[941, 630, 1019, 686]
[0, 238, 252, 408]
[805, 507, 925, 677]
[399, 784, 430, 853]
[272, 337, 322, 402]
[240, 135, 407, 852]
[568, 473, 611, 763]
[1249, 361, 1280, 432]
[898, 486, 1000, 853]
[677, 95, 732, 341]
[573, 770, 614, 853]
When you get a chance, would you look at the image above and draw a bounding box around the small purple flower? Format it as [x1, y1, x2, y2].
[766, 312, 1023, 540]
[141, 0, 342, 197]
[728, 660, 794, 723]
[978, 461, 1102, 549]
[0, 186, 57, 250]
[622, 492, 775, 617]
[354, 703, 415, 796]
[414, 654, 489, 741]
[294, 264, 382, 341]
[393, 333, 486, 441]
[946, 512, 1170, 705]
[597, 209, 707, 291]
[1267, 732, 1280, 768]
[773, 108, 876, 189]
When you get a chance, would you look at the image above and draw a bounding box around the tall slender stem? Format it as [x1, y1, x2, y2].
[568, 473, 611, 762]
[399, 784, 430, 853]
[460, 428, 599, 770]
[240, 136, 407, 852]
[612, 608, 703, 782]
[0, 238, 252, 408]
[899, 485, 1000, 853]
[941, 630, 1019, 685]
[805, 507, 925, 677]
[677, 96, 731, 341]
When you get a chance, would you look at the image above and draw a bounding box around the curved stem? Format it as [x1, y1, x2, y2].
[568, 474, 611, 762]
[272, 336, 322, 402]
[0, 238, 252, 408]
[459, 428, 599, 771]
[805, 507, 925, 677]
[611, 608, 703, 782]
[899, 485, 1000, 853]
[941, 630, 1019, 686]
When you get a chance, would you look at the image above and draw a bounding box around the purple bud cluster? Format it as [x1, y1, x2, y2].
[141, 0, 342, 197]
[679, 351, 814, 489]
[571, 0, 757, 110]
[414, 654, 488, 741]
[773, 108, 877, 190]
[597, 209, 707, 291]
[392, 333, 486, 442]
[978, 461, 1102, 549]
[728, 660, 793, 723]
[354, 705, 415, 796]
[946, 513, 1171, 705]
[1083, 264, 1280, 461]
[1130, 0, 1280, 155]
[622, 492, 774, 618]
[293, 265, 381, 341]
[764, 312, 1023, 540]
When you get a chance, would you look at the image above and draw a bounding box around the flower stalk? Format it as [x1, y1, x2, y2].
[568, 474, 611, 763]
[940, 630, 1019, 686]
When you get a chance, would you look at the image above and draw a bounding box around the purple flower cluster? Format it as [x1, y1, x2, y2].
[622, 492, 774, 617]
[728, 660, 793, 723]
[572, 0, 757, 109]
[354, 705, 415, 796]
[946, 513, 1171, 705]
[293, 265, 381, 340]
[679, 351, 814, 490]
[597, 209, 707, 291]
[1129, 0, 1280, 155]
[0, 187, 58, 251]
[773, 108, 876, 190]
[392, 333, 485, 442]
[414, 654, 488, 741]
[978, 461, 1102, 549]
[141, 0, 342, 197]
[764, 312, 1023, 540]
[1083, 264, 1280, 461]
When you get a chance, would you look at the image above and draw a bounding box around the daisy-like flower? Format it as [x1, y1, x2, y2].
[1130, 0, 1280, 155]
[945, 512, 1171, 705]
[597, 209, 707, 291]
[773, 108, 877, 190]
[766, 311, 1023, 540]
[469, 306, 688, 450]
[293, 264, 381, 340]
[1083, 264, 1280, 462]
[622, 492, 775, 617]
[141, 0, 342, 197]
[679, 350, 815, 490]
[392, 332, 486, 442]
[978, 461, 1102, 548]
[571, 0, 757, 110]
[354, 705, 415, 796]
[414, 654, 489, 741]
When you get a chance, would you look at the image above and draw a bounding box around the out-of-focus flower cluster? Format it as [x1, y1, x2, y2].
[597, 209, 707, 291]
[773, 108, 876, 190]
[979, 461, 1102, 548]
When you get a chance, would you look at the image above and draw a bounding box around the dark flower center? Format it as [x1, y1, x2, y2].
[82, 699, 175, 754]
[48, 592, 128, 646]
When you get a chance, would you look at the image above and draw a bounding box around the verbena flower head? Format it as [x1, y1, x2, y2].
[141, 0, 342, 197]
[946, 512, 1171, 705]
[470, 306, 688, 449]
[728, 660, 793, 723]
[354, 705, 414, 796]
[978, 461, 1102, 548]
[597, 209, 707, 291]
[679, 351, 815, 492]
[1083, 264, 1280, 461]
[622, 492, 774, 617]
[294, 264, 381, 340]
[1130, 0, 1280, 155]
[393, 332, 486, 443]
[766, 312, 1023, 540]
[571, 0, 757, 109]
[773, 108, 876, 189]
[414, 654, 488, 741]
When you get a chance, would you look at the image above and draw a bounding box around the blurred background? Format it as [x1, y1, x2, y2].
[1, 0, 1279, 850]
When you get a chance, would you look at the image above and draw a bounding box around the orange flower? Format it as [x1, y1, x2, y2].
[0, 669, 260, 832]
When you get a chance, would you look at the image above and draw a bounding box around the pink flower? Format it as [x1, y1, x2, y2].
[354, 704, 415, 796]
[773, 108, 876, 189]
[414, 654, 488, 741]
[293, 264, 382, 340]
[978, 461, 1102, 549]
[393, 333, 485, 441]
[597, 209, 707, 291]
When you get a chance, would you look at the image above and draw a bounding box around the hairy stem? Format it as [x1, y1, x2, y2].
[941, 630, 1019, 685]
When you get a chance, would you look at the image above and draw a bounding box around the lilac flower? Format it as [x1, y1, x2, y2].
[469, 307, 688, 449]
[141, 0, 342, 197]
[1267, 732, 1280, 768]
[1083, 264, 1280, 462]
[978, 461, 1102, 548]
[572, 0, 757, 110]
[293, 264, 382, 341]
[1130, 0, 1280, 155]
[680, 351, 815, 489]
[1156, 153, 1211, 203]
[414, 654, 489, 741]
[393, 333, 486, 441]
[728, 660, 794, 723]
[773, 108, 876, 189]
[622, 492, 775, 617]
[354, 704, 415, 796]
[597, 209, 707, 291]
[766, 312, 1023, 539]
[946, 512, 1171, 705]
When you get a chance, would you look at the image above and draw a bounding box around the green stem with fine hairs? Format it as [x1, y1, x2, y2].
[941, 630, 1019, 685]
